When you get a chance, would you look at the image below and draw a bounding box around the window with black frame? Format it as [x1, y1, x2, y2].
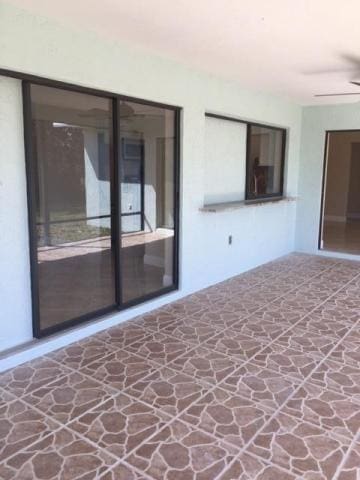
[246, 124, 286, 200]
[25, 81, 179, 338]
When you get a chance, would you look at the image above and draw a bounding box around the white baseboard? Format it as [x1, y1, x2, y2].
[0, 289, 183, 372]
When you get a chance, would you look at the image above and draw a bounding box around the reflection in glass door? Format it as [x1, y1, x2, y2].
[25, 81, 179, 338]
[119, 101, 177, 304]
[29, 85, 116, 334]
[121, 138, 144, 233]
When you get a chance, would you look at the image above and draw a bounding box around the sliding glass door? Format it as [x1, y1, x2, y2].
[25, 82, 179, 337]
[119, 101, 176, 303]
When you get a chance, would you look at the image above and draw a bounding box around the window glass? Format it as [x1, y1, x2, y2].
[247, 125, 285, 199]
[30, 84, 115, 331]
[119, 100, 176, 303]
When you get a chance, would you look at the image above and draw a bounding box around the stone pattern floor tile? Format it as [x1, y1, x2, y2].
[309, 359, 360, 403]
[311, 301, 360, 324]
[124, 332, 194, 365]
[96, 324, 151, 350]
[0, 253, 359, 479]
[161, 319, 220, 345]
[134, 310, 180, 332]
[168, 346, 240, 386]
[48, 337, 117, 370]
[0, 357, 71, 397]
[281, 382, 360, 440]
[210, 297, 265, 317]
[0, 428, 116, 479]
[296, 313, 351, 340]
[161, 298, 206, 317]
[336, 442, 360, 480]
[126, 419, 239, 479]
[23, 372, 116, 424]
[100, 462, 148, 479]
[218, 453, 298, 480]
[185, 309, 241, 330]
[251, 343, 321, 381]
[273, 327, 336, 358]
[204, 329, 265, 362]
[69, 393, 170, 458]
[0, 389, 16, 407]
[248, 304, 306, 327]
[125, 367, 210, 416]
[180, 387, 273, 448]
[0, 398, 59, 462]
[80, 350, 158, 391]
[329, 336, 360, 369]
[230, 318, 288, 342]
[219, 363, 300, 410]
[247, 412, 351, 479]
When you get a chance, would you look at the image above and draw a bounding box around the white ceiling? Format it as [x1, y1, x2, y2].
[7, 0, 360, 105]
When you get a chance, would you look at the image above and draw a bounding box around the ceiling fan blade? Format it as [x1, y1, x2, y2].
[350, 81, 360, 86]
[314, 92, 360, 97]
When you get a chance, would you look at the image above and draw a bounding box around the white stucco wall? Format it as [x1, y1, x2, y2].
[0, 3, 302, 362]
[0, 77, 33, 351]
[296, 103, 360, 254]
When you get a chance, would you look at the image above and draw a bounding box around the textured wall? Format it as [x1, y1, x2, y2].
[0, 3, 302, 360]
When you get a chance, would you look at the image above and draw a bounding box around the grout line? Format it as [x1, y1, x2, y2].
[142, 260, 344, 360]
[136, 255, 343, 327]
[212, 272, 360, 479]
[227, 449, 307, 479]
[0, 256, 358, 478]
[152, 259, 351, 379]
[333, 428, 360, 480]
[32, 258, 359, 467]
[44, 255, 346, 387]
[0, 384, 161, 472]
[52, 261, 360, 476]
[108, 263, 360, 474]
[99, 459, 155, 480]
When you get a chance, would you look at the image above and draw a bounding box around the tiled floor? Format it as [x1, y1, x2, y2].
[323, 219, 360, 255]
[1, 253, 360, 479]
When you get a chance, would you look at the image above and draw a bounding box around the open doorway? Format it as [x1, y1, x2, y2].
[320, 130, 360, 255]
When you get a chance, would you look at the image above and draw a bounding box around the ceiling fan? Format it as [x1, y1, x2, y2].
[312, 54, 360, 97]
[315, 81, 360, 97]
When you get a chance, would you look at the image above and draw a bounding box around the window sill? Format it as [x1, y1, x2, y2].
[199, 196, 296, 213]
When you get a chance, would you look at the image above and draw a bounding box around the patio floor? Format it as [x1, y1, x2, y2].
[0, 253, 360, 479]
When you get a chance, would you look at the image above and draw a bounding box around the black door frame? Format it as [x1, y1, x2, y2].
[2, 68, 181, 338]
[318, 129, 360, 252]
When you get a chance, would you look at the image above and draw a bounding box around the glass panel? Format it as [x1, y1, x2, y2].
[119, 100, 176, 303]
[121, 214, 142, 233]
[121, 138, 143, 233]
[248, 125, 284, 198]
[30, 84, 115, 331]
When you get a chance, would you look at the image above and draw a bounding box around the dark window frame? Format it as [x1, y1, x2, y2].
[245, 123, 286, 201]
[205, 113, 287, 203]
[318, 129, 360, 252]
[0, 68, 181, 339]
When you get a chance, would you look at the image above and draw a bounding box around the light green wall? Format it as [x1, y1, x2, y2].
[296, 103, 360, 253]
[0, 2, 303, 354]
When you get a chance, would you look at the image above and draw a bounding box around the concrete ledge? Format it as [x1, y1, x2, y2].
[200, 196, 296, 213]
